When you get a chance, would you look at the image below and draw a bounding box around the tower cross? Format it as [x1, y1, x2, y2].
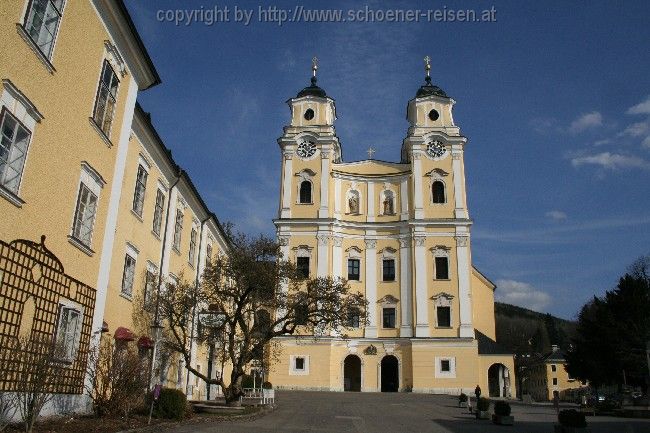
[424, 55, 431, 78]
[312, 56, 318, 77]
[367, 147, 376, 159]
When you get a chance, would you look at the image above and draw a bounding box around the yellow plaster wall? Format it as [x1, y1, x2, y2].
[471, 269, 496, 340]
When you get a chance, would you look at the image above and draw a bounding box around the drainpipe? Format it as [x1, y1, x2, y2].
[185, 215, 209, 397]
[149, 171, 181, 389]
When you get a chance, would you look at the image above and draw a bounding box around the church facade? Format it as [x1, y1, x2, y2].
[268, 61, 515, 396]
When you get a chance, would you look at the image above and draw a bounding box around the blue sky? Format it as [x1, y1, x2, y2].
[126, 0, 650, 319]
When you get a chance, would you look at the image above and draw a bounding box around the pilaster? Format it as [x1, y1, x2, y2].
[281, 150, 293, 218]
[455, 231, 474, 337]
[413, 234, 428, 337]
[451, 146, 468, 219]
[399, 237, 413, 337]
[364, 238, 378, 338]
[318, 149, 330, 218]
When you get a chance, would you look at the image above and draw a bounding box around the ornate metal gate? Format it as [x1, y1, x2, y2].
[0, 236, 96, 394]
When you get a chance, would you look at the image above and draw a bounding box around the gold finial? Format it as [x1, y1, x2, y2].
[367, 147, 376, 159]
[424, 55, 431, 77]
[312, 56, 319, 77]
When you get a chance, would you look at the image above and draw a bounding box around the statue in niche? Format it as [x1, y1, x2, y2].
[348, 193, 359, 214]
[383, 195, 394, 215]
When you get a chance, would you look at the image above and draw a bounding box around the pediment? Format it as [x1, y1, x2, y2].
[426, 168, 449, 177]
[377, 294, 399, 305]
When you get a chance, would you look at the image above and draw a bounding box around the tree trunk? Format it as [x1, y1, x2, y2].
[223, 370, 245, 406]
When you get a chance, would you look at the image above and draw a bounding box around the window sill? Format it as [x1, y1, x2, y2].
[67, 236, 94, 256]
[151, 230, 161, 240]
[296, 202, 314, 205]
[172, 246, 181, 255]
[434, 278, 451, 281]
[187, 262, 195, 269]
[130, 209, 144, 222]
[15, 24, 56, 74]
[88, 118, 113, 148]
[380, 279, 396, 283]
[0, 185, 25, 208]
[119, 292, 133, 302]
[435, 326, 453, 329]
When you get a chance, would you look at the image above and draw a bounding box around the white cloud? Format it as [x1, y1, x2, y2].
[627, 96, 650, 115]
[619, 121, 649, 137]
[545, 210, 567, 221]
[529, 117, 559, 134]
[569, 112, 602, 133]
[571, 152, 650, 170]
[594, 138, 611, 146]
[642, 136, 650, 149]
[495, 279, 552, 312]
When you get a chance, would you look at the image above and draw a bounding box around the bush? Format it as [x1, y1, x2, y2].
[262, 381, 273, 389]
[151, 388, 187, 421]
[558, 409, 586, 428]
[458, 393, 468, 402]
[477, 397, 490, 411]
[494, 401, 511, 416]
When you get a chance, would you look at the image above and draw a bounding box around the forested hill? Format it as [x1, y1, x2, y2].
[495, 302, 576, 355]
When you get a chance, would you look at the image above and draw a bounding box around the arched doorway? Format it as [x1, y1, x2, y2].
[380, 355, 399, 392]
[488, 363, 511, 397]
[344, 355, 361, 391]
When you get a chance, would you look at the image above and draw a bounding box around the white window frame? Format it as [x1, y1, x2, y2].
[120, 242, 138, 298]
[435, 356, 456, 378]
[188, 225, 198, 266]
[379, 247, 397, 282]
[173, 208, 184, 252]
[289, 355, 310, 375]
[378, 295, 399, 330]
[54, 297, 83, 363]
[379, 187, 396, 216]
[0, 108, 32, 197]
[69, 162, 105, 252]
[345, 246, 363, 282]
[131, 159, 149, 217]
[21, 0, 66, 61]
[293, 245, 312, 279]
[346, 188, 362, 214]
[144, 261, 157, 306]
[427, 168, 449, 205]
[431, 292, 454, 328]
[92, 59, 120, 138]
[295, 169, 316, 205]
[152, 187, 165, 237]
[431, 246, 451, 280]
[0, 80, 42, 205]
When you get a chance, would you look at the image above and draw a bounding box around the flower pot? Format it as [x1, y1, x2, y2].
[476, 410, 490, 420]
[492, 414, 514, 425]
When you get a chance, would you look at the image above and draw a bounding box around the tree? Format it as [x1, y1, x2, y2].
[566, 256, 650, 391]
[155, 231, 367, 405]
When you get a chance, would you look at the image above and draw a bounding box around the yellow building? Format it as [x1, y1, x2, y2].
[525, 346, 586, 402]
[268, 60, 515, 396]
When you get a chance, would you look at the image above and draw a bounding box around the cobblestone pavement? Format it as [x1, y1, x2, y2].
[171, 391, 650, 433]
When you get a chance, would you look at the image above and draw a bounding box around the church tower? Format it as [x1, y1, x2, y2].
[271, 58, 515, 396]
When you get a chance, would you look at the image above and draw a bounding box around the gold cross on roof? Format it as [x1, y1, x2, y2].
[367, 147, 376, 159]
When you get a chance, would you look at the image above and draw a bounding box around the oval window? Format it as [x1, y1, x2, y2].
[304, 109, 315, 120]
[428, 109, 439, 121]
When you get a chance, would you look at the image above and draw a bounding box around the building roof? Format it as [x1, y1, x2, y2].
[476, 329, 512, 355]
[416, 76, 449, 99]
[297, 76, 327, 98]
[540, 347, 566, 363]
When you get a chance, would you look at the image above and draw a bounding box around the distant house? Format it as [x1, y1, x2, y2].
[524, 345, 587, 401]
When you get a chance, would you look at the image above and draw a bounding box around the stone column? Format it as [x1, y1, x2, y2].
[281, 150, 293, 218]
[399, 238, 413, 337]
[400, 177, 409, 221]
[364, 238, 378, 338]
[334, 176, 341, 218]
[414, 235, 429, 337]
[455, 233, 474, 338]
[451, 146, 468, 219]
[367, 182, 375, 222]
[316, 232, 329, 277]
[318, 149, 330, 218]
[332, 235, 343, 278]
[412, 150, 424, 219]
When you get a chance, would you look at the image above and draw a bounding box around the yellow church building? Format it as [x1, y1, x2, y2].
[268, 60, 515, 397]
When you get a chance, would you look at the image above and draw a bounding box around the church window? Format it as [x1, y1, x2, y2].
[435, 256, 449, 280]
[295, 303, 308, 325]
[440, 359, 450, 372]
[304, 108, 314, 120]
[347, 259, 360, 281]
[346, 308, 360, 328]
[296, 256, 310, 279]
[347, 189, 360, 214]
[436, 306, 451, 327]
[382, 307, 396, 329]
[295, 357, 305, 370]
[432, 181, 446, 203]
[428, 109, 439, 121]
[299, 180, 312, 203]
[551, 364, 557, 372]
[383, 259, 395, 281]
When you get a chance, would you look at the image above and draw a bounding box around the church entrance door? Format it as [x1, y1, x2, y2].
[488, 363, 510, 397]
[380, 355, 399, 392]
[344, 355, 362, 391]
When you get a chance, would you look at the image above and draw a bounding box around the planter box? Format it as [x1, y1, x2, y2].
[458, 402, 467, 408]
[553, 424, 591, 433]
[476, 410, 490, 420]
[492, 414, 514, 425]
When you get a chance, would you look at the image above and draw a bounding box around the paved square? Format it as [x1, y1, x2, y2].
[172, 391, 650, 432]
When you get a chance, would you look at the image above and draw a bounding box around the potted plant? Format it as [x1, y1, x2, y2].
[492, 401, 514, 425]
[458, 393, 468, 408]
[554, 409, 590, 433]
[476, 397, 491, 420]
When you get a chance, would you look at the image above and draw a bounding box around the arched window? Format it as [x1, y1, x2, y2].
[299, 180, 312, 203]
[432, 181, 445, 204]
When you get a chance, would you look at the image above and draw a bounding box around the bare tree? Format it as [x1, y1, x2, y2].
[155, 231, 367, 405]
[11, 336, 64, 433]
[84, 338, 149, 418]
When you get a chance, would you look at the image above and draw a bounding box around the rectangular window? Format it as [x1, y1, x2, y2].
[173, 209, 183, 251]
[553, 378, 558, 386]
[295, 304, 308, 325]
[55, 305, 80, 361]
[144, 269, 156, 306]
[152, 189, 165, 236]
[206, 243, 213, 267]
[23, 0, 65, 59]
[440, 359, 451, 372]
[189, 228, 198, 264]
[436, 306, 451, 327]
[72, 183, 98, 246]
[346, 308, 360, 328]
[382, 307, 396, 329]
[92, 60, 119, 136]
[435, 256, 449, 280]
[0, 108, 32, 194]
[296, 257, 309, 279]
[131, 164, 148, 216]
[347, 258, 360, 281]
[295, 357, 305, 370]
[382, 259, 395, 281]
[121, 254, 136, 296]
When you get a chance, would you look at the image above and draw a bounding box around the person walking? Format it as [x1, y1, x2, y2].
[474, 385, 481, 400]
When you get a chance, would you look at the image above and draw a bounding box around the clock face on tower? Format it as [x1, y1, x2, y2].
[296, 140, 317, 159]
[426, 140, 447, 159]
